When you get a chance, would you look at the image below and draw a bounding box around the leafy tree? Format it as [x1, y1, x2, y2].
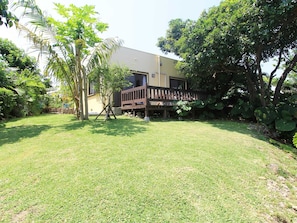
[15, 0, 121, 120]
[158, 0, 297, 108]
[89, 64, 131, 119]
[0, 38, 46, 118]
[158, 0, 297, 141]
[0, 37, 37, 71]
[0, 0, 18, 27]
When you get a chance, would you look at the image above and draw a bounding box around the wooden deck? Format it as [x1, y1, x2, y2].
[121, 85, 206, 113]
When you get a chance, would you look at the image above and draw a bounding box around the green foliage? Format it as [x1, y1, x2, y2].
[16, 1, 121, 120]
[158, 0, 297, 143]
[231, 99, 255, 119]
[254, 103, 297, 141]
[275, 119, 296, 132]
[158, 0, 297, 108]
[205, 97, 224, 111]
[175, 100, 192, 117]
[254, 106, 277, 125]
[293, 133, 297, 148]
[274, 104, 297, 132]
[191, 96, 225, 120]
[47, 3, 108, 47]
[0, 38, 46, 119]
[0, 38, 37, 71]
[89, 64, 131, 105]
[0, 0, 18, 27]
[0, 87, 16, 118]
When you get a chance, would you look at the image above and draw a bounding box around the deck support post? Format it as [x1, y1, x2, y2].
[163, 109, 167, 119]
[144, 108, 150, 122]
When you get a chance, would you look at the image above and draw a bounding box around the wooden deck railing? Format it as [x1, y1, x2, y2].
[121, 85, 205, 109]
[121, 85, 147, 108]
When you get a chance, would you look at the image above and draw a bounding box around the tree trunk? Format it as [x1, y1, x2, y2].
[268, 49, 283, 91]
[105, 96, 111, 120]
[245, 71, 257, 104]
[74, 97, 80, 119]
[83, 70, 89, 120]
[273, 54, 297, 105]
[78, 75, 84, 120]
[256, 47, 267, 107]
[75, 44, 84, 120]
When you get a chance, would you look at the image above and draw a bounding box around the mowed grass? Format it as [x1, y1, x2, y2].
[0, 114, 297, 222]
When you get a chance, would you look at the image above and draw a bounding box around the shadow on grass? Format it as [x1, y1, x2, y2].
[58, 116, 148, 136]
[207, 120, 254, 134]
[205, 119, 268, 140]
[92, 118, 148, 136]
[153, 118, 265, 139]
[207, 120, 297, 158]
[0, 125, 51, 147]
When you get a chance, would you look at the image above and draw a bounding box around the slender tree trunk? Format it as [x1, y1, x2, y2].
[83, 70, 89, 120]
[105, 95, 111, 120]
[268, 49, 283, 91]
[256, 47, 267, 107]
[76, 45, 84, 120]
[74, 97, 80, 119]
[273, 54, 297, 105]
[78, 75, 84, 120]
[245, 71, 257, 104]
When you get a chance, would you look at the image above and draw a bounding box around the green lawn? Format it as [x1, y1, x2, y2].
[0, 114, 296, 222]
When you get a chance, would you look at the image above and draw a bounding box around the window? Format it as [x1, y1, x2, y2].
[88, 81, 95, 95]
[170, 78, 186, 90]
[126, 72, 147, 88]
[134, 74, 147, 87]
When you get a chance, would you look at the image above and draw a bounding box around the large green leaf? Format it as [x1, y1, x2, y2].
[275, 119, 296, 132]
[254, 107, 277, 125]
[207, 102, 224, 110]
[193, 99, 205, 109]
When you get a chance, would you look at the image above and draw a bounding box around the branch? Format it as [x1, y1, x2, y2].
[273, 53, 297, 104]
[268, 48, 283, 90]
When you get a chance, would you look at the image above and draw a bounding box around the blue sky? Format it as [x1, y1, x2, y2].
[1, 0, 221, 58]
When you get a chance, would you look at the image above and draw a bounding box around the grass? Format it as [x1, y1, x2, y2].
[0, 114, 297, 222]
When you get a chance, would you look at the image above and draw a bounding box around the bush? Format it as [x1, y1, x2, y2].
[0, 87, 17, 119]
[254, 103, 297, 142]
[191, 96, 225, 120]
[231, 99, 254, 119]
[175, 100, 191, 118]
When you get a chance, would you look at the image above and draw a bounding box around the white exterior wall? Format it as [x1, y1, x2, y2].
[109, 47, 182, 88]
[88, 47, 184, 114]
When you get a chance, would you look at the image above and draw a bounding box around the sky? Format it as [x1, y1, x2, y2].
[0, 0, 222, 60]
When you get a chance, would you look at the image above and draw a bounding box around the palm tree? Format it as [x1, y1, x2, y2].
[14, 0, 121, 120]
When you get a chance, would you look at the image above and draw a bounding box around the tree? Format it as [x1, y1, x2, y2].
[0, 38, 46, 118]
[0, 0, 18, 27]
[158, 0, 297, 108]
[89, 64, 131, 119]
[158, 0, 297, 141]
[15, 0, 121, 120]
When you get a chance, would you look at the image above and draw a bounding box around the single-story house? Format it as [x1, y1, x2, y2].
[87, 47, 204, 118]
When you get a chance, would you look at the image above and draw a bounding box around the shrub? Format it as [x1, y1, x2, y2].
[191, 96, 225, 120]
[231, 99, 254, 119]
[0, 87, 17, 119]
[254, 103, 297, 142]
[175, 100, 192, 118]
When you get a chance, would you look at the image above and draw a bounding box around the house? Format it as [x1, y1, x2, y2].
[87, 47, 204, 118]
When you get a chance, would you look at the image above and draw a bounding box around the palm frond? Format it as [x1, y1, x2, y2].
[84, 37, 123, 74]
